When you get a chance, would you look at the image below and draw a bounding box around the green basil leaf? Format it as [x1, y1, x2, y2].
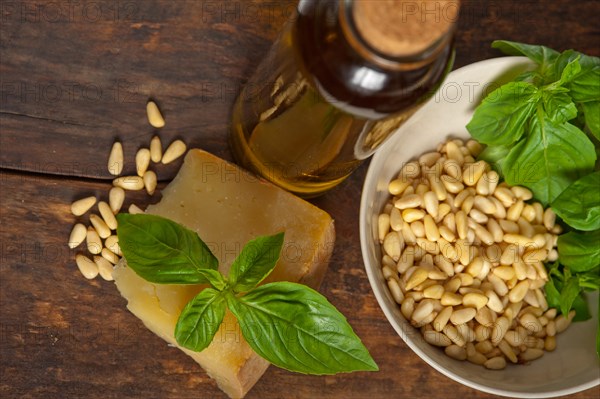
[557, 230, 600, 272]
[559, 276, 581, 317]
[581, 101, 600, 140]
[226, 282, 378, 374]
[544, 277, 562, 310]
[492, 40, 559, 78]
[579, 269, 600, 291]
[229, 232, 285, 293]
[556, 57, 582, 86]
[466, 82, 539, 146]
[175, 288, 226, 352]
[116, 213, 223, 286]
[542, 91, 577, 125]
[552, 171, 600, 231]
[477, 144, 510, 171]
[571, 293, 591, 322]
[502, 111, 596, 204]
[553, 50, 600, 102]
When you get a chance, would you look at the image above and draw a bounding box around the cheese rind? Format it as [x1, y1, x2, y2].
[113, 149, 335, 398]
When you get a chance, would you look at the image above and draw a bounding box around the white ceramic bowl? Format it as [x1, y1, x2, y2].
[360, 56, 600, 398]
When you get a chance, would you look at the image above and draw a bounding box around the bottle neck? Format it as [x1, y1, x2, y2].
[340, 0, 460, 70]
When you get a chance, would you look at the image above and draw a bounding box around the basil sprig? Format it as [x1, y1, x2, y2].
[466, 40, 600, 355]
[116, 213, 378, 374]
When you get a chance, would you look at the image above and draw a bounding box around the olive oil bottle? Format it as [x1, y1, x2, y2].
[231, 0, 460, 197]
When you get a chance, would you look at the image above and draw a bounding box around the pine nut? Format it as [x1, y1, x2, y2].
[406, 267, 429, 291]
[101, 247, 120, 264]
[469, 208, 488, 224]
[410, 221, 425, 238]
[521, 204, 536, 222]
[90, 214, 111, 239]
[75, 254, 99, 279]
[383, 231, 404, 261]
[466, 140, 482, 156]
[401, 297, 415, 319]
[463, 161, 486, 186]
[507, 200, 524, 221]
[128, 204, 144, 214]
[68, 223, 87, 249]
[508, 280, 530, 303]
[473, 223, 494, 246]
[94, 255, 114, 281]
[433, 306, 453, 331]
[493, 266, 515, 281]
[423, 284, 444, 299]
[395, 194, 422, 209]
[503, 233, 535, 248]
[511, 186, 533, 201]
[499, 219, 519, 234]
[455, 239, 471, 266]
[412, 299, 435, 323]
[113, 176, 144, 191]
[105, 235, 121, 256]
[400, 161, 421, 180]
[455, 211, 468, 239]
[475, 175, 489, 195]
[445, 344, 467, 360]
[403, 208, 425, 223]
[441, 175, 464, 193]
[489, 197, 507, 219]
[143, 170, 158, 196]
[382, 265, 395, 280]
[150, 135, 163, 162]
[390, 207, 403, 231]
[467, 352, 487, 365]
[161, 139, 187, 164]
[419, 151, 441, 166]
[498, 339, 518, 363]
[473, 196, 496, 214]
[71, 196, 96, 216]
[441, 292, 462, 306]
[387, 279, 404, 304]
[401, 222, 417, 245]
[493, 186, 515, 204]
[109, 187, 125, 213]
[424, 330, 452, 347]
[475, 306, 495, 326]
[438, 226, 455, 242]
[517, 217, 535, 237]
[397, 248, 414, 273]
[445, 141, 464, 164]
[500, 245, 519, 267]
[485, 290, 504, 313]
[519, 348, 544, 362]
[484, 356, 506, 370]
[463, 292, 488, 310]
[389, 178, 411, 196]
[555, 311, 575, 333]
[491, 316, 510, 345]
[108, 141, 124, 176]
[543, 208, 556, 230]
[378, 214, 390, 242]
[544, 336, 556, 351]
[428, 175, 447, 201]
[146, 100, 165, 128]
[423, 215, 440, 241]
[423, 191, 439, 218]
[457, 324, 475, 343]
[86, 227, 102, 254]
[444, 324, 466, 347]
[98, 201, 118, 230]
[136, 148, 151, 177]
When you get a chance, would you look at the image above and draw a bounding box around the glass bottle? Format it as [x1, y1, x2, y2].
[230, 0, 460, 197]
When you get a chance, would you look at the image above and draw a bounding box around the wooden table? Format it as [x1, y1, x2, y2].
[1, 1, 598, 398]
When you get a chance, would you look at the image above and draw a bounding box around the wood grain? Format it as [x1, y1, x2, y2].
[1, 0, 599, 398]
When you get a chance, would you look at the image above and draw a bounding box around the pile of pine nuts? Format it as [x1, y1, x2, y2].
[378, 138, 574, 370]
[68, 101, 188, 281]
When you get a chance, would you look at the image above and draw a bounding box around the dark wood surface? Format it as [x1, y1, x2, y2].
[1, 1, 598, 398]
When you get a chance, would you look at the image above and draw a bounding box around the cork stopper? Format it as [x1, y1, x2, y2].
[352, 0, 459, 57]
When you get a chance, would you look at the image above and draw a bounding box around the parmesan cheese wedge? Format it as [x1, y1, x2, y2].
[113, 149, 335, 398]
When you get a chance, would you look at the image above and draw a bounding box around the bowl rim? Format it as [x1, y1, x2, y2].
[359, 56, 600, 398]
